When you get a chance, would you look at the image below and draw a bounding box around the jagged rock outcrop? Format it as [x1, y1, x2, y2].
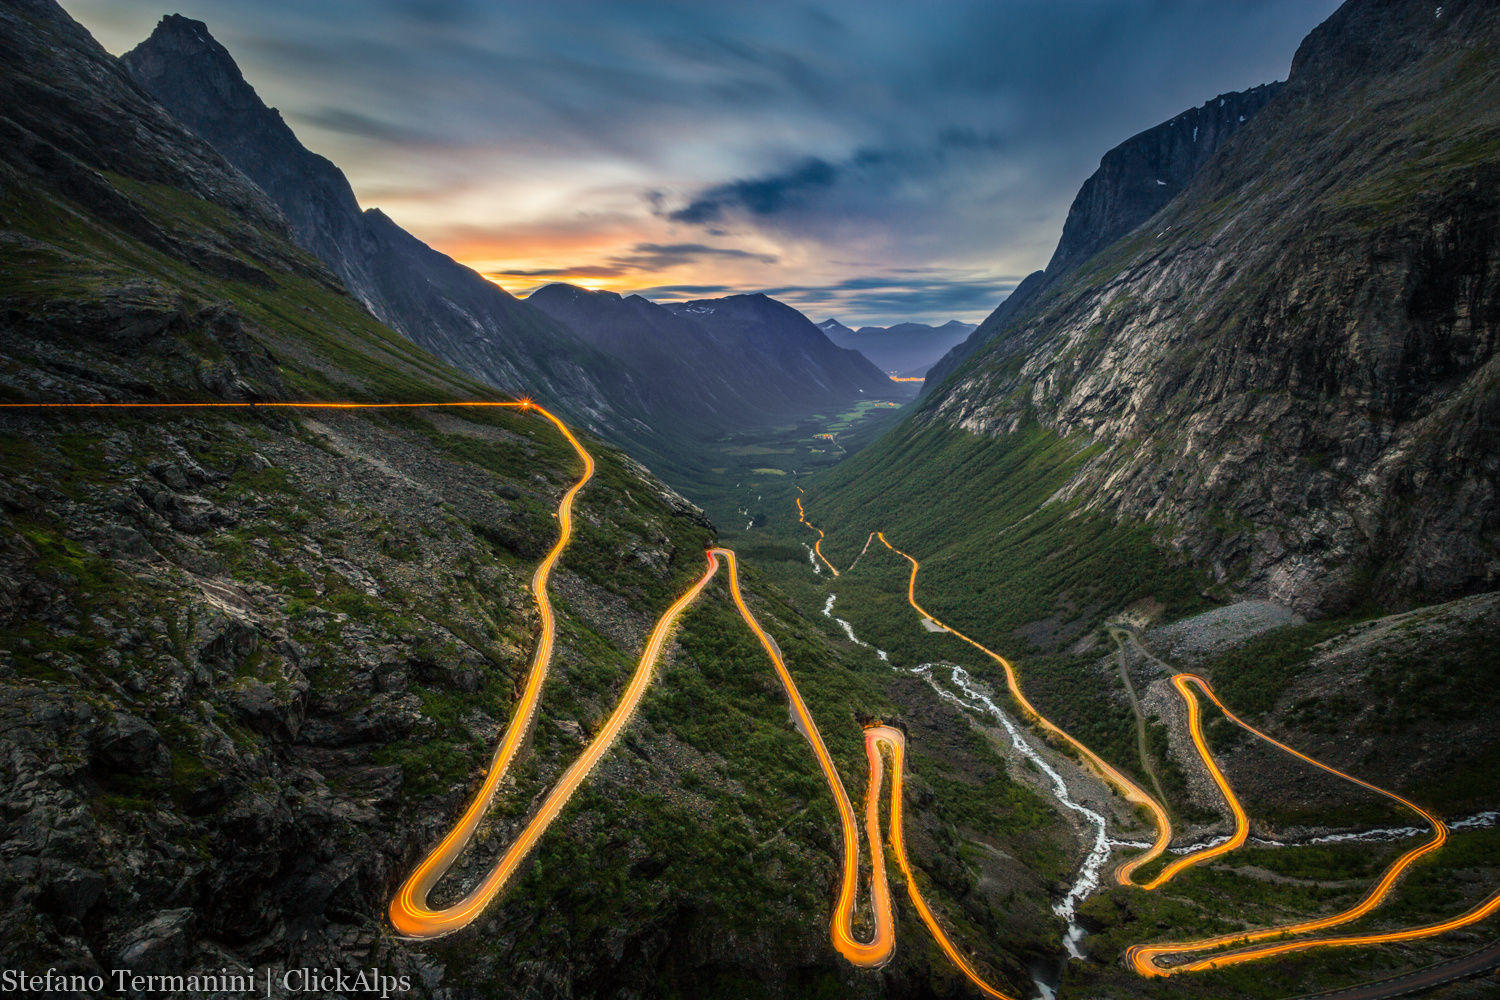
[1046, 84, 1282, 277]
[118, 15, 664, 441]
[919, 0, 1500, 614]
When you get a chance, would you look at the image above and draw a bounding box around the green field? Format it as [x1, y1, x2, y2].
[668, 395, 913, 531]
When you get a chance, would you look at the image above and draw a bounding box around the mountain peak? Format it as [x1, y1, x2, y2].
[129, 14, 260, 108]
[1043, 81, 1282, 277]
[529, 282, 623, 305]
[151, 13, 215, 44]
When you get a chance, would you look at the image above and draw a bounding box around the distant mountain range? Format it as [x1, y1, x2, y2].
[816, 319, 976, 377]
[527, 284, 892, 431]
[121, 15, 895, 472]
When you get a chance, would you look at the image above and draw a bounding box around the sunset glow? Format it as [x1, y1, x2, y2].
[65, 0, 1335, 326]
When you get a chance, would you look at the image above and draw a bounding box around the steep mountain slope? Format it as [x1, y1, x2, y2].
[818, 319, 977, 377]
[826, 0, 1499, 624]
[1044, 83, 1282, 277]
[664, 294, 897, 405]
[120, 15, 903, 474]
[0, 3, 1073, 996]
[117, 15, 691, 457]
[926, 84, 1282, 391]
[529, 283, 897, 433]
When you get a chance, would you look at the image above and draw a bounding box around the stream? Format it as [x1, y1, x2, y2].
[823, 593, 888, 661]
[823, 594, 1082, 997]
[818, 589, 1497, 1000]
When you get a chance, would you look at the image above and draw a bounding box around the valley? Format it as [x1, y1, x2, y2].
[1, 0, 1497, 998]
[34, 394, 1496, 1000]
[769, 491, 1500, 999]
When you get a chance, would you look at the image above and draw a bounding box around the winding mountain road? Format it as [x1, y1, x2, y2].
[18, 396, 1497, 998]
[793, 496, 1500, 991]
[1291, 938, 1500, 1000]
[1107, 626, 1170, 808]
[15, 398, 1017, 991]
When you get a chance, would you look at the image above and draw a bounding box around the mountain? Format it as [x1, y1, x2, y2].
[819, 319, 978, 376]
[662, 293, 898, 404]
[0, 4, 1066, 996]
[817, 317, 857, 340]
[818, 0, 1499, 636]
[118, 15, 802, 467]
[805, 7, 1499, 991]
[1045, 82, 1283, 277]
[527, 284, 897, 432]
[925, 84, 1282, 391]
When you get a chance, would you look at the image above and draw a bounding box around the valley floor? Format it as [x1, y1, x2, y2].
[733, 486, 1500, 1000]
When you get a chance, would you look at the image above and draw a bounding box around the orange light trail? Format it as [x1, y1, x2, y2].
[717, 547, 1011, 995]
[1125, 673, 1500, 977]
[869, 724, 1012, 998]
[382, 400, 593, 937]
[789, 496, 1500, 983]
[0, 399, 535, 410]
[27, 397, 1494, 991]
[14, 397, 1018, 993]
[870, 531, 1173, 885]
[794, 488, 840, 576]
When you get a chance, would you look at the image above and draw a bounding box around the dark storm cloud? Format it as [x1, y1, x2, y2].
[666, 130, 1016, 225]
[66, 0, 1343, 325]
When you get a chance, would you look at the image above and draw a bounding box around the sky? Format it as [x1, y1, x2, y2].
[68, 0, 1340, 327]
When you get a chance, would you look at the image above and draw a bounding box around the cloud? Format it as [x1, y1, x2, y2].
[755, 274, 1025, 324]
[616, 242, 778, 268]
[487, 265, 630, 279]
[66, 0, 1342, 326]
[488, 242, 778, 284]
[627, 283, 737, 298]
[667, 159, 840, 224]
[294, 106, 439, 145]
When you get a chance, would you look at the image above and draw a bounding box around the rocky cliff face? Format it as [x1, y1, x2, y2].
[1045, 84, 1282, 277]
[925, 84, 1281, 391]
[118, 14, 377, 309]
[919, 0, 1500, 614]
